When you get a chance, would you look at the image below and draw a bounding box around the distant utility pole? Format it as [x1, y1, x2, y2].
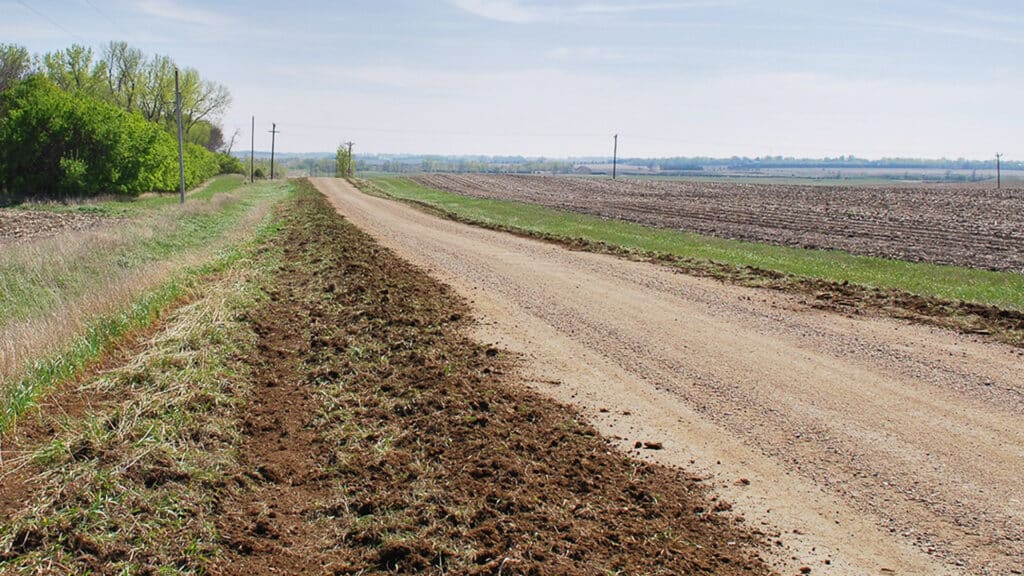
[268, 123, 280, 180]
[996, 152, 1002, 189]
[250, 116, 255, 183]
[344, 141, 355, 176]
[174, 69, 185, 204]
[612, 134, 618, 180]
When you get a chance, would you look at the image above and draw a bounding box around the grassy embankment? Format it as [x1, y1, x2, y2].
[0, 175, 290, 431]
[1, 180, 769, 574]
[360, 176, 1024, 342]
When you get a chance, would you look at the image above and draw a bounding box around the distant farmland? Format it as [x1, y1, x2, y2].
[413, 174, 1024, 272]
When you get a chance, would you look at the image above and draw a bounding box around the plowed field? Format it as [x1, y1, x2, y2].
[412, 174, 1024, 272]
[0, 208, 112, 243]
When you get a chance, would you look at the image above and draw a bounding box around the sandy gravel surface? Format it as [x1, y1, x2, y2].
[314, 178, 1024, 576]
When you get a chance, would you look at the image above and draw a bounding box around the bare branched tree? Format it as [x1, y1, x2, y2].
[100, 41, 144, 111]
[177, 67, 232, 133]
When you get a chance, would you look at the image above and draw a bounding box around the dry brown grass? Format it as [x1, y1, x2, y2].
[0, 185, 282, 415]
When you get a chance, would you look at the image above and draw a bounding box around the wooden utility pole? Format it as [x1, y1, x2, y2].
[174, 69, 185, 204]
[250, 116, 254, 182]
[612, 134, 618, 180]
[996, 153, 1002, 189]
[268, 123, 280, 180]
[344, 141, 355, 176]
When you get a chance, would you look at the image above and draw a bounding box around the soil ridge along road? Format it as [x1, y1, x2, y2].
[314, 178, 1024, 576]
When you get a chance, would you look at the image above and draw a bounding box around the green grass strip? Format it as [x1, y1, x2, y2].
[0, 183, 291, 433]
[367, 176, 1024, 311]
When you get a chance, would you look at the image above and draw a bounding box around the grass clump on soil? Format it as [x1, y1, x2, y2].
[210, 180, 769, 575]
[360, 176, 1024, 346]
[0, 178, 290, 432]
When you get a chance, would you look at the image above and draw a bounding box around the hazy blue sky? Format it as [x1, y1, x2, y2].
[4, 0, 1022, 159]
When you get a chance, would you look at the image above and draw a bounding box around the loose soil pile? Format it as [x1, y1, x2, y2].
[214, 182, 770, 574]
[413, 174, 1024, 272]
[1, 181, 771, 574]
[0, 208, 112, 243]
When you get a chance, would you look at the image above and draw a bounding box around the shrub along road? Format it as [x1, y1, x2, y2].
[314, 177, 1024, 576]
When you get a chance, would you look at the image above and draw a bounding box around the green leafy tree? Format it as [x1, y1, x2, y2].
[336, 144, 353, 177]
[0, 44, 33, 93]
[136, 53, 176, 123]
[217, 153, 244, 174]
[41, 44, 103, 95]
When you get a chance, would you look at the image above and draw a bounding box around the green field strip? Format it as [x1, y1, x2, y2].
[365, 176, 1024, 311]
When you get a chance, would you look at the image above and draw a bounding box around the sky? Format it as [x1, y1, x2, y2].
[3, 0, 1022, 160]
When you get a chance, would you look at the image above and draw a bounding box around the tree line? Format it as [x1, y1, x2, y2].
[0, 42, 244, 200]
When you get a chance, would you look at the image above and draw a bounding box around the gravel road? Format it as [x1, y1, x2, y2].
[314, 178, 1024, 576]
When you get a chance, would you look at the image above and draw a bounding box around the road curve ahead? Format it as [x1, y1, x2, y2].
[313, 178, 1023, 576]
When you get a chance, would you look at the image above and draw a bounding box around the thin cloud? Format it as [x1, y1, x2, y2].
[134, 0, 229, 27]
[858, 15, 1024, 46]
[545, 45, 625, 62]
[448, 0, 731, 23]
[447, 0, 545, 23]
[575, 1, 740, 14]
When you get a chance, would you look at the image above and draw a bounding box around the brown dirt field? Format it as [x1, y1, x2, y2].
[315, 177, 1024, 576]
[0, 208, 112, 244]
[412, 174, 1024, 272]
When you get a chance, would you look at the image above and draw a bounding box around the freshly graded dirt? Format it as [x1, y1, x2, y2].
[0, 208, 112, 243]
[412, 174, 1024, 272]
[315, 177, 1024, 576]
[214, 182, 769, 575]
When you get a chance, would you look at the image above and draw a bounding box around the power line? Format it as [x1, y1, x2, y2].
[14, 0, 87, 42]
[280, 121, 610, 141]
[81, 0, 125, 33]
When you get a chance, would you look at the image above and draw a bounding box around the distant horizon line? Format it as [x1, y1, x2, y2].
[237, 151, 1022, 164]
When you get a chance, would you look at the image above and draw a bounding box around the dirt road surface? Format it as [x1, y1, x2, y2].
[313, 178, 1024, 576]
